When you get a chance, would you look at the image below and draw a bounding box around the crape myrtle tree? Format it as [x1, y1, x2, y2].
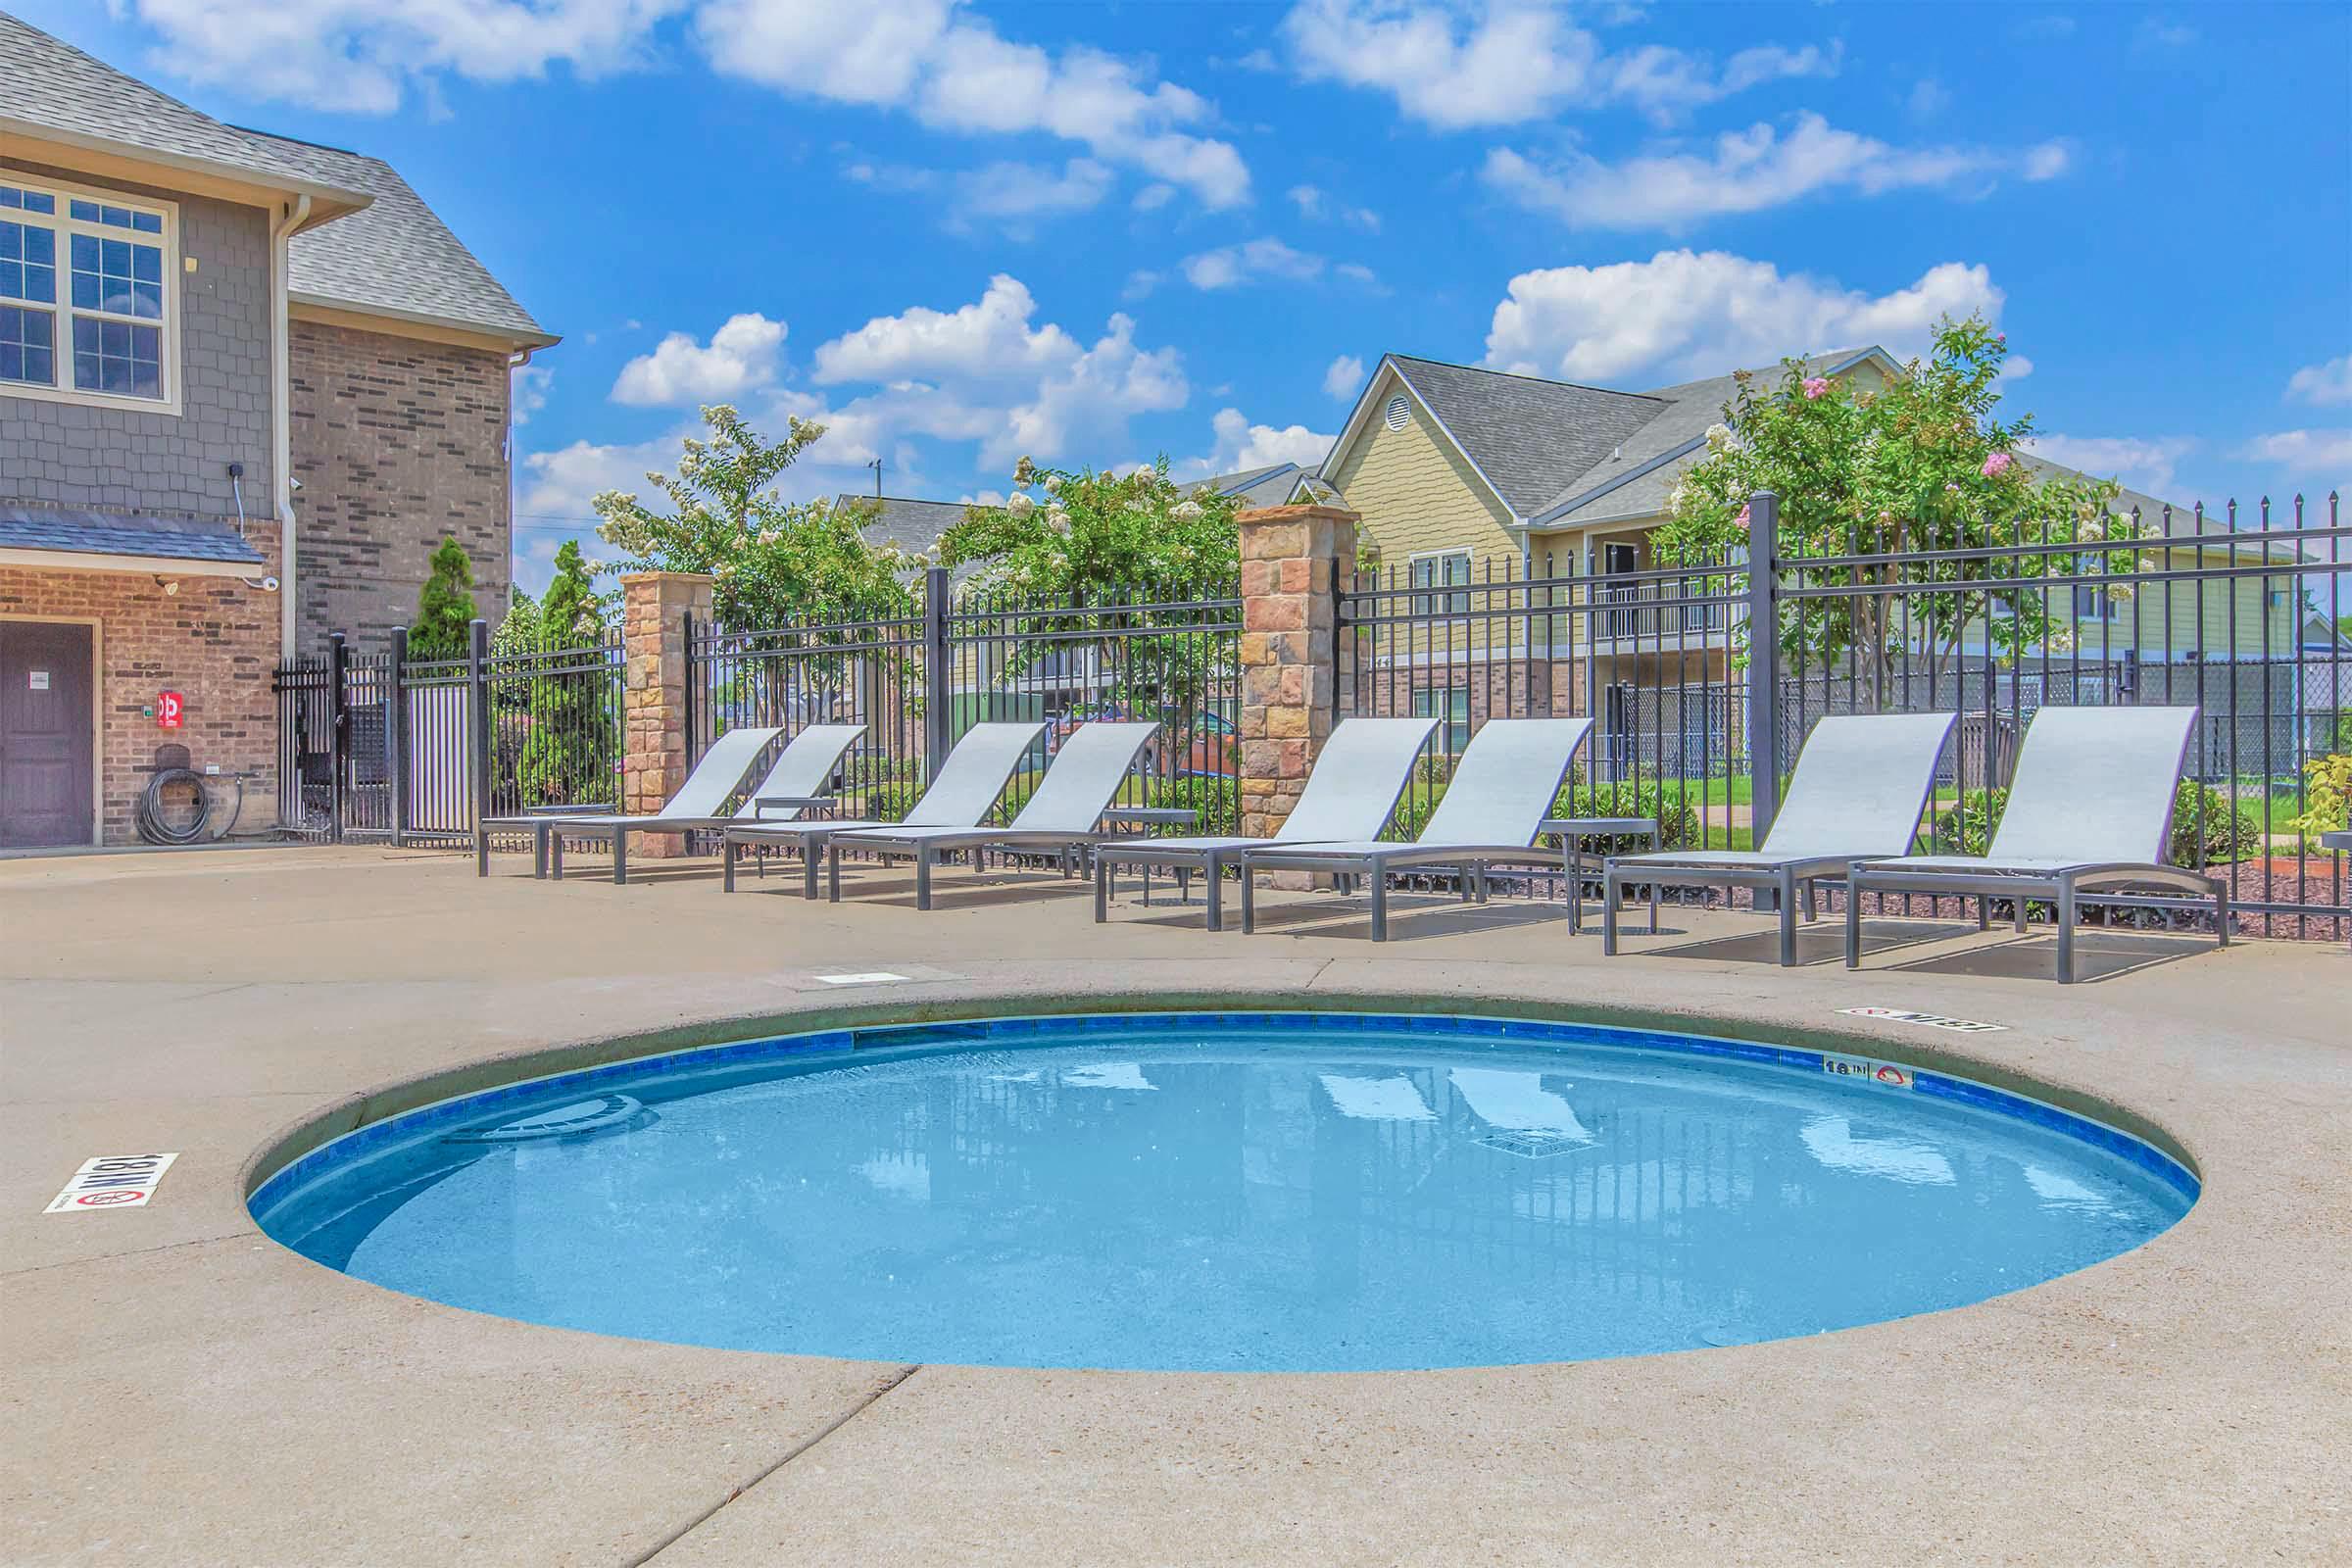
[1652, 316, 2139, 698]
[593, 404, 919, 729]
[939, 457, 1243, 725]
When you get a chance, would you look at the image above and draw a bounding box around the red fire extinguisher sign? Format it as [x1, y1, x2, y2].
[157, 690, 183, 729]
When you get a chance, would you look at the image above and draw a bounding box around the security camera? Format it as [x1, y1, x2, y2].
[287, 476, 304, 493]
[262, 575, 281, 593]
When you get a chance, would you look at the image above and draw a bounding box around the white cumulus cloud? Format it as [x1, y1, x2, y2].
[1176, 408, 1336, 480]
[111, 0, 689, 113]
[1484, 249, 2003, 385]
[2286, 354, 2352, 407]
[1323, 354, 1365, 399]
[697, 0, 1250, 207]
[2232, 429, 2352, 475]
[2023, 435, 2200, 498]
[611, 313, 787, 406]
[1483, 114, 2075, 230]
[1180, 238, 1326, 290]
[1280, 0, 1836, 128]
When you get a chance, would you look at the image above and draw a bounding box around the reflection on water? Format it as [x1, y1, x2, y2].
[266, 1032, 2190, 1371]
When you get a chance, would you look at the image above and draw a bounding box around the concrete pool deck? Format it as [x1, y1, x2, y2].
[2, 845, 2346, 1566]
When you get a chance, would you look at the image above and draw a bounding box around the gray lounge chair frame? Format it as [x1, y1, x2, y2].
[720, 721, 1047, 899]
[1844, 705, 2227, 983]
[478, 724, 788, 884]
[823, 721, 1161, 908]
[1601, 711, 1959, 965]
[1235, 718, 1593, 942]
[1091, 717, 1439, 931]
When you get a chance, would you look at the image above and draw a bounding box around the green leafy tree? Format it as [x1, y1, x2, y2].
[941, 458, 1241, 725]
[410, 536, 480, 660]
[491, 542, 617, 806]
[1654, 317, 2137, 694]
[592, 404, 914, 631]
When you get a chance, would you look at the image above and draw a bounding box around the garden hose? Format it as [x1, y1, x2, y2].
[134, 768, 243, 845]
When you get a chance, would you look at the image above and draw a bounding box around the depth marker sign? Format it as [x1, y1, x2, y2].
[45, 1153, 178, 1214]
[1839, 1006, 2007, 1034]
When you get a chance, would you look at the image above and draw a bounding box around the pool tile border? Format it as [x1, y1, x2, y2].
[250, 1008, 2199, 1222]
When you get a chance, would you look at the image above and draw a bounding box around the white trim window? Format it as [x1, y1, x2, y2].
[1408, 549, 1472, 616]
[1, 176, 177, 410]
[1411, 683, 1472, 752]
[2072, 553, 2117, 621]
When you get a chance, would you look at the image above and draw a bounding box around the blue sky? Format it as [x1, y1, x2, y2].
[23, 1, 2352, 594]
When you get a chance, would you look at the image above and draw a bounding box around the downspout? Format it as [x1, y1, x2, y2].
[270, 193, 310, 659]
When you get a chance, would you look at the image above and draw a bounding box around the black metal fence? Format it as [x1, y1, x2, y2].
[1336, 492, 2349, 938]
[683, 568, 1243, 834]
[271, 620, 624, 848]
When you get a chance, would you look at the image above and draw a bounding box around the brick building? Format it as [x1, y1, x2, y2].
[0, 16, 554, 847]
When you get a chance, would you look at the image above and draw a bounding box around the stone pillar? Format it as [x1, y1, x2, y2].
[620, 570, 713, 856]
[1239, 505, 1357, 881]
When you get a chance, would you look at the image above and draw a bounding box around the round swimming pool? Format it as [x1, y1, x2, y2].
[252, 1011, 2196, 1372]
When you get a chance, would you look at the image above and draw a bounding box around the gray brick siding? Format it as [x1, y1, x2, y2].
[289, 318, 512, 653]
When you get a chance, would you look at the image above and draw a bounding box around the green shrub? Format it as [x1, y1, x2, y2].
[1550, 778, 1702, 852]
[1930, 787, 2006, 856]
[1151, 774, 1239, 835]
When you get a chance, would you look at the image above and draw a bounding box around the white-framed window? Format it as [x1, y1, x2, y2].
[1408, 549, 1472, 616]
[1411, 684, 1472, 752]
[1, 175, 177, 412]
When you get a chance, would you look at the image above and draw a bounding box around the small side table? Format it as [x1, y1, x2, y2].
[1541, 815, 1660, 935]
[2324, 830, 2352, 953]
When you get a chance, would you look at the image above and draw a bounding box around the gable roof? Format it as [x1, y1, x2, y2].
[0, 15, 365, 211]
[1379, 356, 1665, 517]
[242, 129, 554, 347]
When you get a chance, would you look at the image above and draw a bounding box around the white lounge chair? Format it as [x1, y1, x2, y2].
[824, 721, 1161, 908]
[720, 721, 1047, 899]
[478, 723, 787, 884]
[1236, 717, 1592, 941]
[1601, 711, 1958, 965]
[1844, 705, 2226, 983]
[1091, 716, 1439, 931]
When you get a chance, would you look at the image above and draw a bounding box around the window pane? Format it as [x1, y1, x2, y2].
[130, 359, 161, 399]
[0, 187, 16, 211]
[101, 205, 133, 229]
[0, 304, 56, 386]
[74, 352, 100, 389]
[102, 237, 129, 275]
[0, 262, 15, 298]
[69, 199, 98, 222]
[0, 221, 16, 261]
[131, 211, 162, 234]
[130, 245, 160, 282]
[24, 191, 55, 215]
[72, 316, 97, 353]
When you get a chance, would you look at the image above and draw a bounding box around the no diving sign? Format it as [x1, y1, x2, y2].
[45, 1152, 178, 1214]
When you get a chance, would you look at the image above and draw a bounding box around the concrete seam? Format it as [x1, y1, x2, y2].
[1, 1229, 255, 1279]
[631, 1362, 922, 1566]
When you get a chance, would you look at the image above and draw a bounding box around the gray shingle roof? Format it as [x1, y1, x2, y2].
[0, 505, 268, 565]
[242, 129, 553, 345]
[1188, 463, 1315, 508]
[0, 15, 361, 201]
[1535, 351, 1874, 525]
[1385, 356, 1665, 517]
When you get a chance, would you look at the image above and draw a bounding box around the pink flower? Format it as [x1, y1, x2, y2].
[1982, 451, 2015, 479]
[1734, 504, 1751, 527]
[1995, 332, 2007, 345]
[1801, 376, 1831, 400]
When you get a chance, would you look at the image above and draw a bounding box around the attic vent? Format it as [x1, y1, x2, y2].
[1384, 395, 1408, 431]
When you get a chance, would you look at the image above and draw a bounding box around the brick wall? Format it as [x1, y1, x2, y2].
[0, 518, 283, 844]
[0, 160, 275, 526]
[289, 318, 513, 654]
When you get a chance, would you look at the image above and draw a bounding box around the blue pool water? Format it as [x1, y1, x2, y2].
[253, 1012, 2195, 1371]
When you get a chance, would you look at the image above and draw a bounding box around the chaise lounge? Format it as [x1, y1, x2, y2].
[1844, 705, 2225, 983]
[478, 723, 783, 883]
[1600, 711, 1958, 965]
[1091, 716, 1439, 931]
[1235, 717, 1593, 942]
[823, 721, 1161, 908]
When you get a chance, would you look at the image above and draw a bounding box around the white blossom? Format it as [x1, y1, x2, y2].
[1045, 505, 1071, 530]
[1705, 422, 1732, 451]
[1171, 499, 1203, 521]
[1042, 473, 1063, 495]
[1006, 492, 1036, 516]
